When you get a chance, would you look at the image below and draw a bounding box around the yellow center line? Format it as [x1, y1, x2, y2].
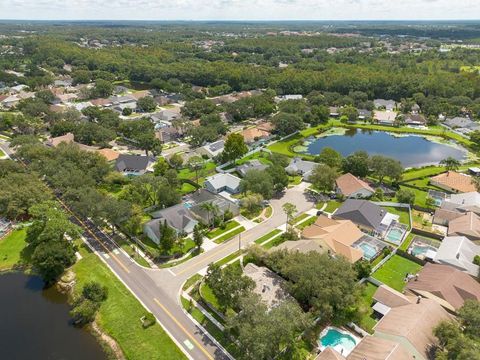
[153, 298, 214, 360]
[58, 199, 131, 274]
[175, 243, 236, 276]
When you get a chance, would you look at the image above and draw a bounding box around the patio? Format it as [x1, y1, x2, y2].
[352, 235, 388, 261]
[407, 236, 440, 260]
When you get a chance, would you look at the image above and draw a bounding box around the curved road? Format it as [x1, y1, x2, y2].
[3, 139, 315, 360]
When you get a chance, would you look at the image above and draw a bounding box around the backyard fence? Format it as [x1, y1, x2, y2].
[396, 249, 427, 266]
[411, 227, 444, 241]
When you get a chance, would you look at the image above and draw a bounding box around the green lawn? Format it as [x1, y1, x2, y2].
[235, 151, 272, 166]
[372, 255, 422, 292]
[264, 206, 273, 218]
[200, 282, 222, 310]
[288, 175, 302, 185]
[0, 228, 28, 271]
[292, 213, 310, 224]
[296, 216, 317, 230]
[214, 226, 245, 244]
[180, 182, 197, 195]
[357, 282, 378, 334]
[214, 250, 242, 267]
[382, 206, 410, 227]
[206, 220, 240, 239]
[400, 233, 416, 251]
[72, 249, 185, 360]
[262, 233, 290, 250]
[254, 229, 282, 245]
[401, 166, 447, 181]
[178, 162, 217, 183]
[324, 200, 342, 213]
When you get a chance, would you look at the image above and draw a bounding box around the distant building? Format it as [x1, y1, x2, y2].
[336, 173, 375, 199]
[373, 110, 397, 125]
[114, 154, 155, 176]
[204, 173, 242, 194]
[430, 171, 476, 193]
[199, 140, 225, 158]
[285, 157, 316, 180]
[373, 99, 396, 111]
[236, 160, 268, 177]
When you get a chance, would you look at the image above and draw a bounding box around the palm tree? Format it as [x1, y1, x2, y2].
[282, 202, 297, 231]
[440, 157, 461, 172]
[200, 202, 220, 228]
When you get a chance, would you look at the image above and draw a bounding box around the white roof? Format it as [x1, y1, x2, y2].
[372, 301, 391, 316]
[380, 212, 399, 226]
[434, 236, 480, 276]
[448, 192, 480, 207]
[205, 173, 241, 191]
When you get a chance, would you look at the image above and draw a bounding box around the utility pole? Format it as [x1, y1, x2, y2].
[238, 232, 241, 251]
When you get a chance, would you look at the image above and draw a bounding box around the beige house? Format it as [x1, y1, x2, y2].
[336, 173, 375, 198]
[406, 263, 480, 312]
[277, 216, 364, 263]
[430, 171, 476, 193]
[447, 211, 480, 241]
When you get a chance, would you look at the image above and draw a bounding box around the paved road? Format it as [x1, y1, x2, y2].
[69, 184, 315, 359]
[6, 138, 315, 359]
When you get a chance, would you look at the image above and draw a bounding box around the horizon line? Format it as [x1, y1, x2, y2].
[0, 18, 480, 22]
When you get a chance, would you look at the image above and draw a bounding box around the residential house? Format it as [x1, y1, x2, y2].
[357, 109, 372, 121]
[374, 99, 396, 111]
[274, 94, 303, 102]
[96, 148, 120, 162]
[54, 79, 73, 87]
[329, 106, 340, 117]
[155, 127, 180, 143]
[243, 263, 290, 309]
[9, 84, 28, 93]
[144, 205, 198, 244]
[90, 98, 113, 107]
[145, 189, 239, 244]
[114, 154, 155, 176]
[57, 93, 78, 103]
[285, 157, 317, 180]
[433, 236, 480, 276]
[0, 95, 20, 108]
[239, 127, 271, 145]
[157, 109, 181, 122]
[236, 160, 268, 177]
[334, 200, 398, 235]
[446, 192, 480, 214]
[447, 211, 480, 241]
[444, 116, 477, 129]
[411, 103, 421, 114]
[336, 173, 375, 199]
[430, 171, 476, 193]
[199, 140, 225, 159]
[406, 263, 480, 312]
[373, 110, 397, 126]
[131, 90, 151, 100]
[404, 113, 426, 126]
[204, 173, 241, 195]
[316, 285, 450, 360]
[289, 215, 365, 263]
[47, 132, 75, 147]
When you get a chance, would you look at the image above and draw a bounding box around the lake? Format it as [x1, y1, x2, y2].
[0, 272, 106, 360]
[300, 128, 468, 167]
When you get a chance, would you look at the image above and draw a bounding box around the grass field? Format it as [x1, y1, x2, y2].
[324, 200, 342, 213]
[73, 248, 186, 360]
[214, 226, 245, 244]
[206, 221, 241, 239]
[358, 282, 378, 334]
[372, 255, 422, 291]
[0, 228, 28, 271]
[382, 206, 410, 227]
[254, 229, 282, 245]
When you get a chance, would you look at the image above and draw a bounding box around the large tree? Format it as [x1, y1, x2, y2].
[341, 151, 370, 178]
[222, 133, 248, 164]
[315, 147, 343, 168]
[240, 169, 274, 199]
[308, 164, 338, 193]
[272, 112, 305, 137]
[370, 155, 404, 183]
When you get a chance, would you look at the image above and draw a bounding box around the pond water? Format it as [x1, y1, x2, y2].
[300, 128, 468, 167]
[0, 272, 106, 360]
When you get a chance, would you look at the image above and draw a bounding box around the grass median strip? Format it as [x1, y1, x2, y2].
[214, 226, 245, 244]
[73, 250, 186, 360]
[254, 229, 282, 245]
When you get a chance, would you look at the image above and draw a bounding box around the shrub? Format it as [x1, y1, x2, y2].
[142, 312, 156, 328]
[70, 299, 99, 326]
[82, 281, 109, 303]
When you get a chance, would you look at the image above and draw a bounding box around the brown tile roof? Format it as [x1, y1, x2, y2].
[406, 263, 480, 311]
[373, 285, 412, 308]
[430, 171, 476, 193]
[131, 90, 150, 100]
[347, 336, 410, 360]
[315, 348, 346, 360]
[275, 239, 326, 254]
[448, 211, 480, 239]
[96, 148, 120, 162]
[239, 127, 270, 143]
[301, 216, 364, 263]
[243, 263, 290, 308]
[90, 98, 112, 106]
[336, 173, 374, 197]
[257, 121, 275, 132]
[48, 132, 75, 147]
[374, 297, 451, 359]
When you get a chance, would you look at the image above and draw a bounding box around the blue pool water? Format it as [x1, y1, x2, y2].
[302, 129, 467, 167]
[411, 244, 437, 257]
[320, 328, 357, 354]
[359, 242, 377, 260]
[385, 228, 404, 244]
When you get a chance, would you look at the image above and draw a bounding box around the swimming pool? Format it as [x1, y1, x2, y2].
[358, 242, 378, 260]
[319, 327, 359, 356]
[385, 227, 405, 244]
[411, 244, 437, 258]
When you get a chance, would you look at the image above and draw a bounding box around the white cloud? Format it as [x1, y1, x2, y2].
[0, 0, 478, 20]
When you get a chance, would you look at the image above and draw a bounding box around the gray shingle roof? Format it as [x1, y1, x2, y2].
[236, 160, 268, 177]
[434, 236, 480, 276]
[334, 199, 386, 231]
[115, 154, 153, 172]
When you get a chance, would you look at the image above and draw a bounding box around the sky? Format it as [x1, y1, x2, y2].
[0, 0, 479, 21]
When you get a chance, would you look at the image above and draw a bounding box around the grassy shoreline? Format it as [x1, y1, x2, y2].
[0, 228, 185, 360]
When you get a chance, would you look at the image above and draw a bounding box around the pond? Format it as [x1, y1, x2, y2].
[0, 272, 106, 360]
[298, 128, 468, 167]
